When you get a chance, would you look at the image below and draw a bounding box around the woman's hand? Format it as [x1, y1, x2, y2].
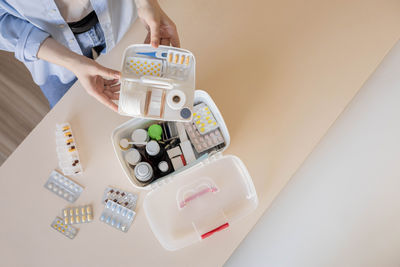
[135, 0, 180, 48]
[73, 57, 121, 112]
[38, 38, 121, 112]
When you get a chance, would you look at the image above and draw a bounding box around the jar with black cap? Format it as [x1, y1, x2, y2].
[145, 140, 165, 162]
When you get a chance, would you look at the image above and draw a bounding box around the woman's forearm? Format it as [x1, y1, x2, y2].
[37, 37, 85, 71]
[37, 36, 121, 112]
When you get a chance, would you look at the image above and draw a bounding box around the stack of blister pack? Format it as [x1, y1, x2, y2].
[99, 187, 138, 233]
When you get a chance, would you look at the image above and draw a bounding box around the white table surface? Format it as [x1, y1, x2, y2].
[1, 1, 400, 266]
[226, 39, 400, 267]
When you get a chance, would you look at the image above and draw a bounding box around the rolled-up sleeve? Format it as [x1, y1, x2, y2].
[0, 8, 50, 62]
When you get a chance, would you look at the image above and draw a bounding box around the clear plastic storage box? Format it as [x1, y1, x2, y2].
[112, 45, 258, 251]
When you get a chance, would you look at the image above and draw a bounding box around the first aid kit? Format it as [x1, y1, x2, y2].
[111, 45, 258, 251]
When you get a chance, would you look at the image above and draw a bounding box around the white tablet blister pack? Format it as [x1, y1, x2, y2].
[184, 122, 225, 153]
[102, 187, 138, 211]
[44, 170, 83, 203]
[51, 217, 78, 239]
[62, 205, 93, 225]
[100, 201, 136, 232]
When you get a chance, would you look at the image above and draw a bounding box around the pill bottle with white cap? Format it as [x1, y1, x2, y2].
[145, 140, 165, 162]
[157, 160, 172, 178]
[134, 162, 154, 183]
[124, 148, 141, 167]
[131, 129, 149, 147]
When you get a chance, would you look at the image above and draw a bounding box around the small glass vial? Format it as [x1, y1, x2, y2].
[158, 161, 169, 173]
[134, 162, 153, 183]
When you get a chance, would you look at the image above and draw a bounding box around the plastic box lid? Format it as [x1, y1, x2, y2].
[118, 44, 196, 122]
[143, 154, 258, 251]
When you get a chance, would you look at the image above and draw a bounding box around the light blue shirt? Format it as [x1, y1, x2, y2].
[0, 0, 137, 85]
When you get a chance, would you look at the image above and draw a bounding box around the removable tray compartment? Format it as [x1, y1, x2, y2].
[118, 44, 196, 122]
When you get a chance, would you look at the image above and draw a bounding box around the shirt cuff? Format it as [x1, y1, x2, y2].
[15, 24, 50, 63]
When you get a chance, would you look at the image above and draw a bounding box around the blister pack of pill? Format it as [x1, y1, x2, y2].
[125, 56, 163, 77]
[184, 123, 225, 153]
[44, 170, 83, 203]
[192, 103, 219, 135]
[62, 205, 93, 225]
[100, 201, 136, 233]
[55, 123, 83, 176]
[102, 187, 138, 211]
[165, 50, 192, 79]
[51, 217, 78, 239]
[167, 50, 191, 67]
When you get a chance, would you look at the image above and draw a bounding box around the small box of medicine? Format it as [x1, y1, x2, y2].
[118, 44, 196, 122]
[111, 90, 258, 251]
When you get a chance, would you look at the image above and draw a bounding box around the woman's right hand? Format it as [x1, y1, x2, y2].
[72, 56, 121, 112]
[38, 37, 121, 112]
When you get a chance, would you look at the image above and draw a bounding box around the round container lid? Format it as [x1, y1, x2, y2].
[119, 138, 131, 149]
[158, 161, 169, 172]
[132, 129, 149, 143]
[134, 162, 153, 182]
[148, 124, 163, 141]
[146, 140, 160, 156]
[180, 107, 192, 119]
[125, 149, 141, 165]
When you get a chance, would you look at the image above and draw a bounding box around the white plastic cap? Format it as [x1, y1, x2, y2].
[125, 149, 141, 166]
[119, 138, 131, 149]
[134, 162, 153, 182]
[146, 140, 160, 156]
[132, 129, 149, 143]
[158, 161, 169, 172]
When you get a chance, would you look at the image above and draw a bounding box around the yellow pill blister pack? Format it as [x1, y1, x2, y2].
[125, 57, 163, 77]
[51, 217, 78, 239]
[192, 103, 219, 135]
[62, 205, 93, 225]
